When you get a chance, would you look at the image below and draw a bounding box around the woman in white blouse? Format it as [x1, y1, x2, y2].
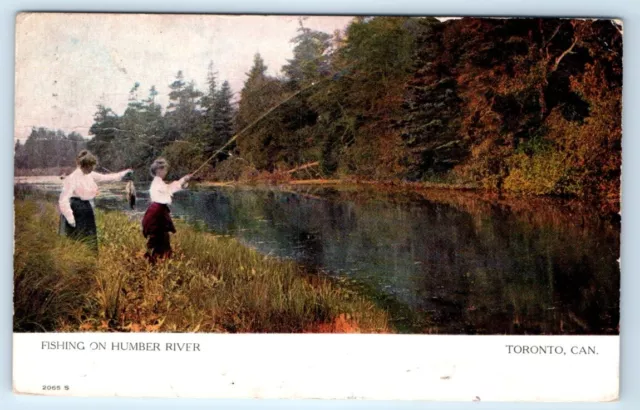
[58, 150, 132, 250]
[141, 158, 191, 262]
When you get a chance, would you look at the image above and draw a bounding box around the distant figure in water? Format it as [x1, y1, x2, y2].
[141, 158, 191, 263]
[125, 180, 136, 210]
[58, 150, 133, 251]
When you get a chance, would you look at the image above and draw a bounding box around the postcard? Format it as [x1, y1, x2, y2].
[13, 13, 621, 401]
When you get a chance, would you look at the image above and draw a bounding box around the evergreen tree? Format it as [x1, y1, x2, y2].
[282, 19, 332, 88]
[400, 18, 465, 180]
[202, 61, 218, 110]
[237, 53, 271, 130]
[200, 61, 220, 156]
[308, 16, 421, 178]
[211, 80, 235, 153]
[146, 85, 159, 105]
[165, 71, 204, 142]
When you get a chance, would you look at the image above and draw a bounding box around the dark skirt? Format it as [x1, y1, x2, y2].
[142, 202, 176, 263]
[145, 232, 172, 263]
[59, 197, 98, 251]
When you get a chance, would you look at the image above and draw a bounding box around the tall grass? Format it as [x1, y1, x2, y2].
[13, 201, 97, 331]
[13, 200, 391, 333]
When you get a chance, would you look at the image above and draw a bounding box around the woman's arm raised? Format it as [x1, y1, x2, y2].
[91, 169, 133, 183]
[167, 174, 192, 194]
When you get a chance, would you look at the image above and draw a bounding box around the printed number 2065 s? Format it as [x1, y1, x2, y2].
[42, 385, 69, 391]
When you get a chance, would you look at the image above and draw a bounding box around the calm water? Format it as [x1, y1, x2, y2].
[23, 181, 621, 334]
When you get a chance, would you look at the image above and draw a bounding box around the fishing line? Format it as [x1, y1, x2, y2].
[90, 21, 393, 179]
[187, 59, 360, 177]
[189, 76, 336, 178]
[187, 24, 403, 177]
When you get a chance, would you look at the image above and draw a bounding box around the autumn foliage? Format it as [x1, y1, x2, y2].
[235, 17, 621, 214]
[402, 18, 622, 213]
[27, 17, 621, 215]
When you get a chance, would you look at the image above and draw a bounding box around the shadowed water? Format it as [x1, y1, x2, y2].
[18, 181, 620, 334]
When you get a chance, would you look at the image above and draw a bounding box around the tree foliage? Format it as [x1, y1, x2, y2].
[84, 69, 234, 179]
[15, 128, 86, 169]
[17, 17, 621, 212]
[400, 18, 621, 211]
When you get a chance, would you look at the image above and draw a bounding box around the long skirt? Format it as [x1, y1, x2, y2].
[145, 232, 172, 263]
[142, 202, 176, 263]
[59, 198, 98, 251]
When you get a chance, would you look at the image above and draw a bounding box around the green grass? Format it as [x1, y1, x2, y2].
[13, 201, 97, 331]
[13, 199, 391, 333]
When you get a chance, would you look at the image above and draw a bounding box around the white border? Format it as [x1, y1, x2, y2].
[4, 0, 638, 408]
[13, 333, 619, 401]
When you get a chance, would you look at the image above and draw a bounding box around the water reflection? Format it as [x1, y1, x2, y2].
[168, 186, 619, 335]
[21, 182, 620, 334]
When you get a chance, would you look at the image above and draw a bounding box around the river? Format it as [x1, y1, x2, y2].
[17, 178, 620, 335]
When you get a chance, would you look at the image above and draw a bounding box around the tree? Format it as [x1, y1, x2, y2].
[236, 53, 270, 130]
[400, 18, 465, 180]
[87, 83, 166, 175]
[112, 83, 166, 171]
[308, 17, 421, 178]
[200, 61, 222, 156]
[399, 17, 621, 210]
[14, 140, 26, 169]
[88, 105, 122, 167]
[17, 127, 86, 169]
[236, 53, 288, 168]
[211, 80, 235, 153]
[165, 71, 204, 143]
[237, 49, 326, 170]
[282, 19, 332, 88]
[202, 61, 218, 109]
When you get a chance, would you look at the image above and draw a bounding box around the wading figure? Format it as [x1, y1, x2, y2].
[142, 158, 191, 263]
[58, 150, 133, 251]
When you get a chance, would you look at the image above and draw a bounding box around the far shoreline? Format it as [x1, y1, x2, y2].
[13, 175, 619, 220]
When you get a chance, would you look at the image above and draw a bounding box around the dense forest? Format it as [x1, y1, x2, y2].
[16, 17, 622, 212]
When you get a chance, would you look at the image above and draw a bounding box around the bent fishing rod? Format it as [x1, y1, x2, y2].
[188, 76, 335, 178]
[186, 27, 396, 178]
[92, 26, 390, 179]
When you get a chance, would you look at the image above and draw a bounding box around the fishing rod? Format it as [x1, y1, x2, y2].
[92, 67, 351, 180]
[189, 76, 335, 178]
[91, 21, 395, 179]
[187, 25, 404, 177]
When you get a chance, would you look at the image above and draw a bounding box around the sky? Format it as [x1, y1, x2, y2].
[14, 13, 355, 142]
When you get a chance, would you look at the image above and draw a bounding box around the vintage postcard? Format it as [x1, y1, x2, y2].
[13, 13, 621, 400]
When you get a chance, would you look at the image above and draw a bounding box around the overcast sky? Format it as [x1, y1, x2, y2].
[14, 13, 354, 141]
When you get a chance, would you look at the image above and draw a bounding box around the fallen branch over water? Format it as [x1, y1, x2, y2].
[285, 161, 320, 174]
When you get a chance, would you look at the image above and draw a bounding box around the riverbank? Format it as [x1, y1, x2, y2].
[195, 177, 618, 219]
[196, 177, 478, 190]
[13, 199, 391, 333]
[14, 173, 615, 218]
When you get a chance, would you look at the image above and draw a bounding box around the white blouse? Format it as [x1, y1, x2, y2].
[149, 176, 189, 205]
[59, 167, 129, 226]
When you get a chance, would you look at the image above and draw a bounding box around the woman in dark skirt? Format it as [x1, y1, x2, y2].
[142, 158, 191, 263]
[58, 150, 132, 251]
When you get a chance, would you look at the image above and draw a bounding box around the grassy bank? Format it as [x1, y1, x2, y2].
[13, 199, 391, 333]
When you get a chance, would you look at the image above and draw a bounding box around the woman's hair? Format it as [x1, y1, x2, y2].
[76, 150, 97, 170]
[150, 158, 169, 177]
